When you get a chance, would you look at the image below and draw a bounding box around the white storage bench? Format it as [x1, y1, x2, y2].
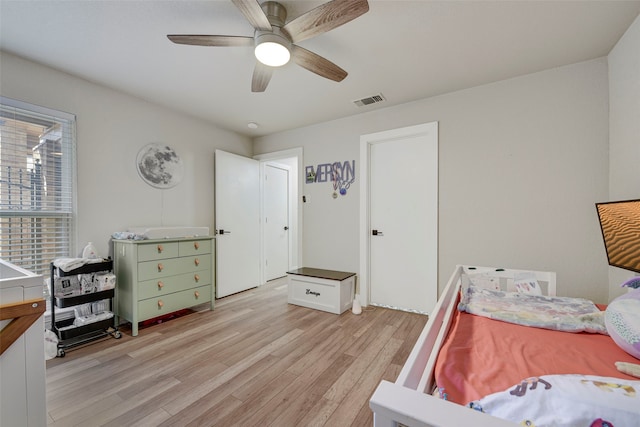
[287, 267, 356, 314]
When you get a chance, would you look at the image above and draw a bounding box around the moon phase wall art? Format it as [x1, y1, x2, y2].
[136, 143, 184, 189]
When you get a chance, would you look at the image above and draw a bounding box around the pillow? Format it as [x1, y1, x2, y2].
[622, 277, 640, 290]
[464, 272, 501, 291]
[605, 289, 640, 360]
[513, 271, 542, 295]
[468, 374, 640, 426]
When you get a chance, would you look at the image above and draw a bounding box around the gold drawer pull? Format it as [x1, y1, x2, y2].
[194, 274, 200, 282]
[157, 281, 164, 290]
[158, 300, 164, 308]
[194, 242, 200, 250]
[157, 263, 164, 272]
[157, 244, 164, 253]
[194, 258, 200, 266]
[194, 291, 200, 299]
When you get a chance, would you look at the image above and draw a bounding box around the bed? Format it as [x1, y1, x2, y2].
[369, 265, 640, 427]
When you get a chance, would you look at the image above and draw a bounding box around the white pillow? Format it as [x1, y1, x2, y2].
[469, 374, 640, 426]
[605, 289, 640, 360]
[514, 271, 542, 295]
[464, 272, 501, 291]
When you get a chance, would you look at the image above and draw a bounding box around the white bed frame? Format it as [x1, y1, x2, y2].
[369, 265, 557, 427]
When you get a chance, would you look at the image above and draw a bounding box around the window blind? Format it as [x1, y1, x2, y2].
[0, 97, 76, 275]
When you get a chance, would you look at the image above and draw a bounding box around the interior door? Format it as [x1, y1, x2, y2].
[264, 164, 289, 281]
[368, 123, 438, 314]
[215, 150, 260, 298]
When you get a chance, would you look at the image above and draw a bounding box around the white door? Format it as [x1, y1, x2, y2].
[362, 122, 438, 314]
[264, 164, 289, 281]
[215, 150, 260, 298]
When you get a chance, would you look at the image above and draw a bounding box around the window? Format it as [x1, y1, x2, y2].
[0, 97, 76, 275]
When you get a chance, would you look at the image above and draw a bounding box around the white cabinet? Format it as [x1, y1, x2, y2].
[0, 259, 46, 427]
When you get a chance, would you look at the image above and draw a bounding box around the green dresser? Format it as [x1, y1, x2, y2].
[113, 236, 215, 336]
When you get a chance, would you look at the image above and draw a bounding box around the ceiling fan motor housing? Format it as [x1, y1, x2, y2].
[261, 1, 287, 27]
[254, 30, 292, 50]
[254, 1, 291, 66]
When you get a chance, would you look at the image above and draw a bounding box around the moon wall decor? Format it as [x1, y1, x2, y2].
[136, 143, 184, 189]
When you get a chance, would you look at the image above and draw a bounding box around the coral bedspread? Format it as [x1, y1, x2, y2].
[434, 307, 640, 405]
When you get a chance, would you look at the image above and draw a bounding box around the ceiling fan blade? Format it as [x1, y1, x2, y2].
[167, 35, 254, 47]
[232, 0, 272, 31]
[252, 62, 273, 92]
[291, 45, 347, 82]
[283, 0, 369, 44]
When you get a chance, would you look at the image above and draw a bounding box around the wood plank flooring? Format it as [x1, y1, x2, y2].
[46, 279, 428, 426]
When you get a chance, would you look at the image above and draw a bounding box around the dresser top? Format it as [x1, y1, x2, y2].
[113, 236, 215, 244]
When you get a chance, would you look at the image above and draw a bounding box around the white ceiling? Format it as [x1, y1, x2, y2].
[1, 0, 639, 137]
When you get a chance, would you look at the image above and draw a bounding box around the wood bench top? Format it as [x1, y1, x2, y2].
[287, 267, 356, 282]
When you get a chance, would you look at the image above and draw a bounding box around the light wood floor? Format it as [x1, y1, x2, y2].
[46, 279, 428, 426]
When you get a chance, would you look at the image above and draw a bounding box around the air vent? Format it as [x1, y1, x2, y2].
[353, 93, 386, 107]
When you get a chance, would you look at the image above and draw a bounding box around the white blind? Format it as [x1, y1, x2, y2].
[0, 97, 76, 275]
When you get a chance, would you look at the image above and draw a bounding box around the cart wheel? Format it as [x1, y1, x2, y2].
[57, 348, 65, 357]
[113, 331, 122, 339]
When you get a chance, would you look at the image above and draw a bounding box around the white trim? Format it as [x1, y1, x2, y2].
[0, 96, 76, 121]
[0, 96, 78, 271]
[359, 122, 438, 308]
[254, 147, 303, 284]
[261, 161, 292, 283]
[359, 135, 370, 306]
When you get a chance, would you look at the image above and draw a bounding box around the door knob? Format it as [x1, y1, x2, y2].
[284, 226, 289, 231]
[372, 229, 384, 236]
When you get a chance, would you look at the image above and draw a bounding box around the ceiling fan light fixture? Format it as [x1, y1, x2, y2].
[254, 32, 290, 67]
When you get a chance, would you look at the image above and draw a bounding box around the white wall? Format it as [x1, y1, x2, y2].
[2, 48, 622, 304]
[254, 59, 611, 303]
[0, 51, 252, 258]
[607, 15, 640, 300]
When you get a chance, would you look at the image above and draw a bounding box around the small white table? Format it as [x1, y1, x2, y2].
[287, 267, 356, 314]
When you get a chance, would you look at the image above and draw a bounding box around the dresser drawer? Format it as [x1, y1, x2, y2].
[138, 242, 179, 261]
[138, 285, 211, 321]
[138, 255, 211, 281]
[138, 270, 211, 300]
[179, 239, 211, 256]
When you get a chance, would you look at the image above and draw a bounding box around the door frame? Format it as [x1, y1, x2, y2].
[254, 147, 303, 285]
[359, 122, 438, 308]
[262, 162, 291, 281]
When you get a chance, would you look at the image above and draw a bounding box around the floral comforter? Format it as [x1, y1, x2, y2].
[458, 286, 607, 334]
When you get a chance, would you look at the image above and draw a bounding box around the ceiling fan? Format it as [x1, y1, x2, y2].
[167, 0, 369, 92]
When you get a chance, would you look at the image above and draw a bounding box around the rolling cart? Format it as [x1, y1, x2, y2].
[50, 258, 121, 357]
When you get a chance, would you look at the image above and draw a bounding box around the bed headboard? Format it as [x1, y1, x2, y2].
[462, 265, 557, 296]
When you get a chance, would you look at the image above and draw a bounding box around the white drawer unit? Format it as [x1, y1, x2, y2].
[287, 268, 356, 314]
[114, 236, 215, 336]
[0, 259, 46, 427]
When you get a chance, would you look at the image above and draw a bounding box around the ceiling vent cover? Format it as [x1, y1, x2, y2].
[353, 93, 386, 107]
